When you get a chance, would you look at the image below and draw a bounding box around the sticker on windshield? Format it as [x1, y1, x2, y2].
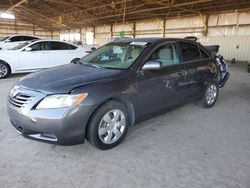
[130, 42, 148, 46]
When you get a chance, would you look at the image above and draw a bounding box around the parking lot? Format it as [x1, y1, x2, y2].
[0, 64, 249, 188]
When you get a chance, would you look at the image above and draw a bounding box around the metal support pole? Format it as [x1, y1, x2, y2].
[133, 22, 136, 38]
[111, 24, 113, 38]
[163, 19, 166, 38]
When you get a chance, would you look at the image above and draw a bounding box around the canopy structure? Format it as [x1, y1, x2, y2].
[1, 0, 250, 30]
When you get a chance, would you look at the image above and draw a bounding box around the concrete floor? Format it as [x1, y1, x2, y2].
[0, 65, 250, 188]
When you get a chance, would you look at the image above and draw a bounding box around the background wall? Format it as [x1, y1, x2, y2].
[0, 18, 59, 39]
[1, 11, 250, 62]
[82, 11, 250, 62]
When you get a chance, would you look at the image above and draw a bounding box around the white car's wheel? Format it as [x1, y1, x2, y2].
[0, 61, 10, 79]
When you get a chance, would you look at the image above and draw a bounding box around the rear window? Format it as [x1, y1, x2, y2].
[68, 44, 77, 50]
[51, 41, 77, 50]
[22, 36, 39, 41]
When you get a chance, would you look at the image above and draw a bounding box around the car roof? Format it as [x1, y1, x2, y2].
[10, 35, 40, 38]
[28, 39, 78, 46]
[112, 37, 198, 44]
[112, 37, 211, 55]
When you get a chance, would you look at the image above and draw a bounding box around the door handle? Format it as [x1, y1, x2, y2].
[178, 80, 196, 87]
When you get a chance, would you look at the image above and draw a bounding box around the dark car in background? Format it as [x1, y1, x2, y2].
[7, 38, 228, 150]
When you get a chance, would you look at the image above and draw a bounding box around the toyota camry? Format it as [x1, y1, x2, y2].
[7, 38, 229, 150]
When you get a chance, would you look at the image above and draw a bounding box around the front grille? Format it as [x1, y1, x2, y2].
[8, 93, 33, 108]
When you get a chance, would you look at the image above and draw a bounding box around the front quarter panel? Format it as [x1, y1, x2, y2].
[70, 72, 139, 123]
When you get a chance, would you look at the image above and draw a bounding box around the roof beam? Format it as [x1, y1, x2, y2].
[7, 0, 26, 12]
[129, 0, 213, 14]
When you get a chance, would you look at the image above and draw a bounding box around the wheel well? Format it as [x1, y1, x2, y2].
[109, 96, 136, 125]
[0, 60, 11, 73]
[85, 97, 136, 137]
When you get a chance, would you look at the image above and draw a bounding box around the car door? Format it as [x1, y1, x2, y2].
[136, 42, 188, 117]
[50, 41, 78, 66]
[17, 41, 51, 71]
[178, 42, 212, 98]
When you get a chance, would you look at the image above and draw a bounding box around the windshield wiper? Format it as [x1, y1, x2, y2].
[82, 63, 102, 69]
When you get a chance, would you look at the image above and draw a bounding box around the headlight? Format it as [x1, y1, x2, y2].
[36, 93, 88, 109]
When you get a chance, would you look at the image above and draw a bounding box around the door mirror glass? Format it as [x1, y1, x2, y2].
[142, 60, 162, 71]
[24, 47, 32, 51]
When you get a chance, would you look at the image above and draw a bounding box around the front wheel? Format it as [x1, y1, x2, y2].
[86, 101, 129, 150]
[0, 61, 10, 79]
[201, 82, 219, 108]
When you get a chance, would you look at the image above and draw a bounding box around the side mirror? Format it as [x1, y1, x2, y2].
[142, 60, 162, 71]
[91, 47, 96, 52]
[5, 39, 11, 43]
[85, 50, 92, 54]
[24, 47, 32, 51]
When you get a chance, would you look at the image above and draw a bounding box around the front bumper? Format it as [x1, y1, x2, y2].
[7, 87, 94, 145]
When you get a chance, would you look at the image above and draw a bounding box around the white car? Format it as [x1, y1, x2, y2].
[0, 35, 40, 50]
[0, 40, 86, 78]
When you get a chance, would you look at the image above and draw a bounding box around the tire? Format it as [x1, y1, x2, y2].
[0, 61, 11, 79]
[70, 58, 80, 64]
[200, 81, 219, 108]
[86, 100, 129, 150]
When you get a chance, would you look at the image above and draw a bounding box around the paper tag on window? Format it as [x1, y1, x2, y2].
[130, 42, 148, 46]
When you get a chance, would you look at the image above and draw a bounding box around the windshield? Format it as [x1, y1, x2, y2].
[10, 41, 32, 50]
[0, 37, 9, 42]
[79, 42, 149, 69]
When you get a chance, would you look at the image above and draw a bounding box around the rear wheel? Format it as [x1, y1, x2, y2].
[201, 82, 219, 108]
[0, 61, 10, 79]
[86, 101, 129, 150]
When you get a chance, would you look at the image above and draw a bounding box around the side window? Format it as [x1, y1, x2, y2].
[30, 42, 50, 51]
[179, 42, 201, 62]
[149, 43, 178, 66]
[67, 44, 77, 50]
[200, 48, 210, 59]
[9, 36, 23, 42]
[51, 42, 70, 50]
[22, 36, 37, 41]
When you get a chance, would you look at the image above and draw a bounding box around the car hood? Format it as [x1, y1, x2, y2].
[0, 49, 18, 53]
[17, 64, 123, 94]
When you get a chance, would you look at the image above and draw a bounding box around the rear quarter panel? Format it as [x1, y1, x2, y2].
[0, 52, 19, 73]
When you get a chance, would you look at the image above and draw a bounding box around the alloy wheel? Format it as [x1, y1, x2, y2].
[0, 64, 8, 78]
[205, 84, 217, 105]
